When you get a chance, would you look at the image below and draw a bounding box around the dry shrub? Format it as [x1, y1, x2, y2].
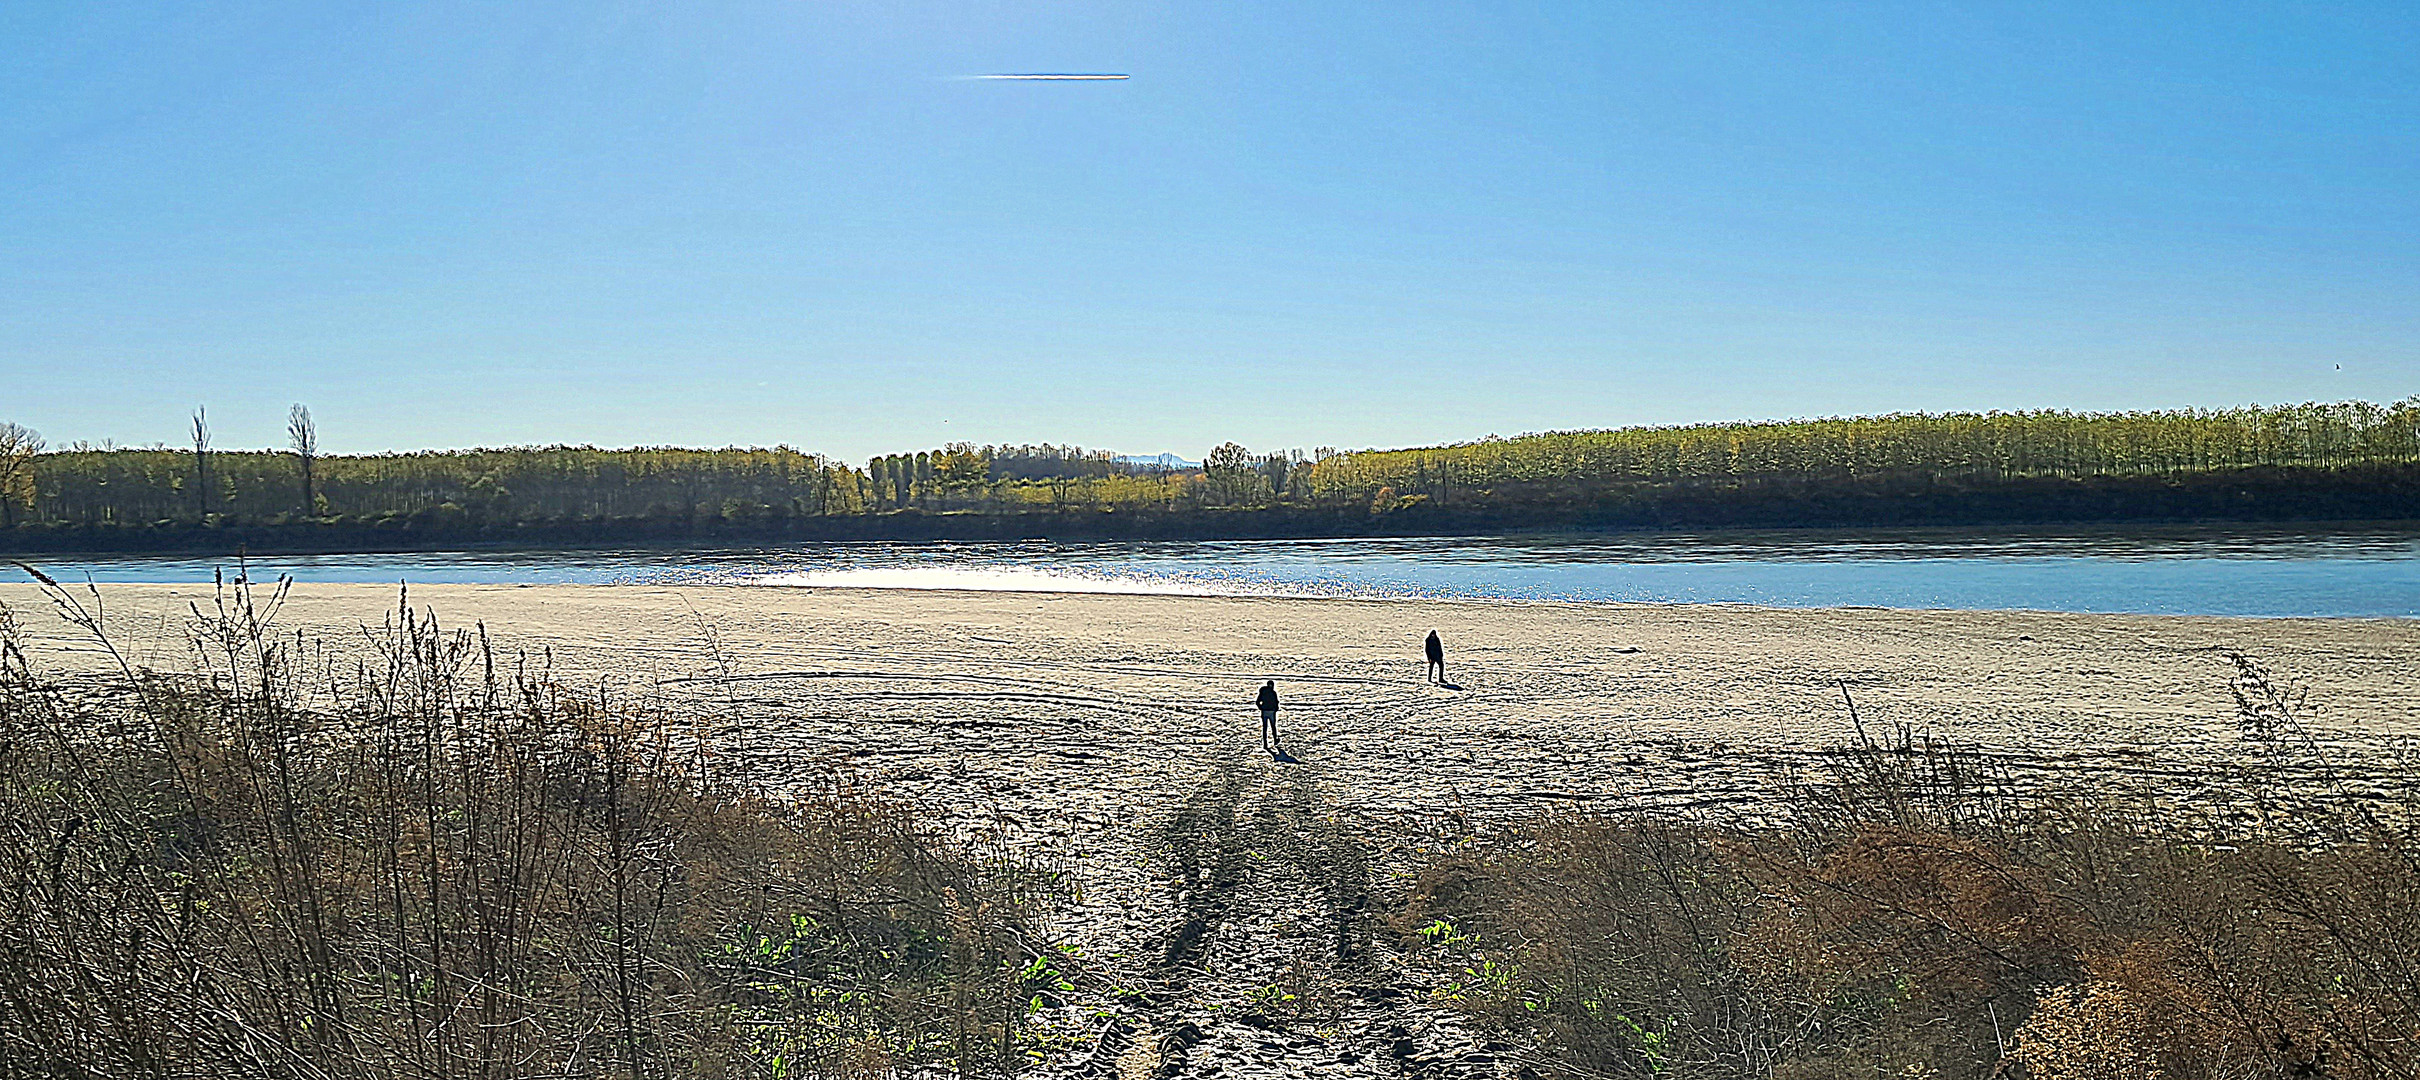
[1402, 707, 2420, 1080]
[2004, 980, 2169, 1080]
[1395, 817, 1776, 1077]
[0, 571, 1064, 1079]
[1744, 823, 2067, 1076]
[2002, 940, 2293, 1080]
[2048, 838, 2420, 1080]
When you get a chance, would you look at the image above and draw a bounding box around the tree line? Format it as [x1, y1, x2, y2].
[1296, 399, 2420, 506]
[2, 399, 2414, 537]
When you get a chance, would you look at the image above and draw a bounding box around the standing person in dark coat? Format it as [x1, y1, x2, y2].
[1425, 630, 1445, 685]
[1256, 680, 1281, 756]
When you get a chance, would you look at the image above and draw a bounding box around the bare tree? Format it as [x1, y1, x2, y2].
[1260, 449, 1303, 500]
[288, 403, 318, 514]
[190, 407, 212, 517]
[0, 422, 42, 528]
[1202, 441, 1266, 506]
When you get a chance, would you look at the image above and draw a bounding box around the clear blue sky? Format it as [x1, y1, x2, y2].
[4, 2, 2414, 461]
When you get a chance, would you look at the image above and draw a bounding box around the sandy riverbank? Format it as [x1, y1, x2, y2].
[7, 583, 2414, 805]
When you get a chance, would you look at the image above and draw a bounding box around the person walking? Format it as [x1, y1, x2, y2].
[1424, 629, 1445, 685]
[1256, 679, 1282, 757]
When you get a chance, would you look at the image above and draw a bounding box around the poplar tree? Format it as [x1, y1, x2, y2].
[189, 408, 212, 518]
[288, 404, 318, 513]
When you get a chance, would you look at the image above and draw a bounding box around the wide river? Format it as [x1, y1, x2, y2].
[11, 525, 2418, 618]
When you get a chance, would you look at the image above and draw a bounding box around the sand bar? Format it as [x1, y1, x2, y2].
[6, 583, 2412, 813]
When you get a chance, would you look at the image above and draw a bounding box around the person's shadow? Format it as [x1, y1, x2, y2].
[1437, 681, 1466, 691]
[1272, 748, 1301, 764]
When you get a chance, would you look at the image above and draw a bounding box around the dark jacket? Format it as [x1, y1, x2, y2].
[1257, 682, 1279, 712]
[1425, 631, 1443, 662]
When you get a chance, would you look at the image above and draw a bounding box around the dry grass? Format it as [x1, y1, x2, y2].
[0, 569, 1066, 1079]
[1399, 698, 2420, 1079]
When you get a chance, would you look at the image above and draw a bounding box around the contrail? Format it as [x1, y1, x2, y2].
[972, 73, 1128, 80]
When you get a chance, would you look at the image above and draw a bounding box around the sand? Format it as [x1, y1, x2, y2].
[5, 582, 2414, 1077]
[8, 583, 2411, 801]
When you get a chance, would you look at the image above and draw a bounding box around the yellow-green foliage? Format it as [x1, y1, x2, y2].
[28, 446, 861, 525]
[1302, 399, 2420, 502]
[11, 400, 2418, 527]
[861, 444, 1195, 514]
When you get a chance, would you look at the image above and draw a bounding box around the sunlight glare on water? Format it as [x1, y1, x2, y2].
[748, 564, 1306, 597]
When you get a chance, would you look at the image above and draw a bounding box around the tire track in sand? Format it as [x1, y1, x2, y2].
[1064, 735, 1524, 1080]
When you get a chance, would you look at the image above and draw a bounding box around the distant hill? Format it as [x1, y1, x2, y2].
[1113, 453, 1199, 470]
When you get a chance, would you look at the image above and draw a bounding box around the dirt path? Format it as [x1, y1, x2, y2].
[1056, 738, 1517, 1080]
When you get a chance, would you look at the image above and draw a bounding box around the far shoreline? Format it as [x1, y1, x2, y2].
[6, 515, 2418, 562]
[7, 459, 2420, 558]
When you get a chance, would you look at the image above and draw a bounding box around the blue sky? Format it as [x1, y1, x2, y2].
[4, 2, 2415, 461]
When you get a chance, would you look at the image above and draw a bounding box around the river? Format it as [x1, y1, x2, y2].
[11, 524, 2418, 618]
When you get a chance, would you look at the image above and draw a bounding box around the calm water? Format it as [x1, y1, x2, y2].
[9, 526, 2419, 618]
